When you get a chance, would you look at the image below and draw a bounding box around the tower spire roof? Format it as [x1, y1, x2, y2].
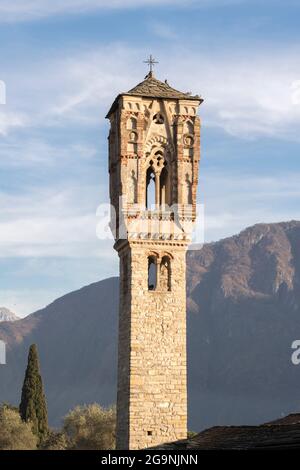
[127, 73, 201, 100]
[106, 73, 202, 118]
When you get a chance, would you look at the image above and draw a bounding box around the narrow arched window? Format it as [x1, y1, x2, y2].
[148, 256, 157, 291]
[184, 120, 194, 135]
[146, 166, 156, 210]
[160, 165, 170, 208]
[160, 256, 171, 291]
[127, 117, 137, 130]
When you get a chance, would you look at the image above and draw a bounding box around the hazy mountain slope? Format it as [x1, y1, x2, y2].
[0, 278, 119, 427]
[1, 221, 300, 430]
[187, 220, 300, 429]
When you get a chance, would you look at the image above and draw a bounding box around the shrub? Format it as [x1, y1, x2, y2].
[63, 403, 116, 450]
[0, 404, 37, 450]
[40, 431, 69, 450]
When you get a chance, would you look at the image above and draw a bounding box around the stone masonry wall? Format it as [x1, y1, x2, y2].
[116, 241, 187, 449]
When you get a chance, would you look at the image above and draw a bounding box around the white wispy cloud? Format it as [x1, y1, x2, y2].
[1, 41, 300, 259]
[0, 139, 97, 168]
[1, 168, 299, 259]
[0, 110, 28, 135]
[3, 43, 300, 141]
[149, 21, 178, 40]
[167, 47, 300, 140]
[0, 0, 245, 23]
[1, 169, 299, 317]
[0, 183, 113, 258]
[0, 0, 183, 23]
[200, 171, 300, 242]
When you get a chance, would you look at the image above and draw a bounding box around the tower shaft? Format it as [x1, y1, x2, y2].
[106, 72, 203, 449]
[116, 241, 187, 449]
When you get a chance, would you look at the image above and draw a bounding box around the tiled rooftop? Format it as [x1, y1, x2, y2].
[126, 71, 201, 100]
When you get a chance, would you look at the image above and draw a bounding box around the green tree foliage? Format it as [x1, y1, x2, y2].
[19, 344, 48, 442]
[0, 404, 37, 450]
[63, 403, 116, 450]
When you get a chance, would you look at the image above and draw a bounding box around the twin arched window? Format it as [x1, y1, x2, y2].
[148, 255, 171, 291]
[145, 151, 170, 210]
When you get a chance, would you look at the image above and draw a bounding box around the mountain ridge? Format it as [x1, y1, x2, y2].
[1, 220, 300, 430]
[0, 307, 19, 323]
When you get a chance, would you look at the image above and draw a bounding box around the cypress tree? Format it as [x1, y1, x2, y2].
[19, 344, 48, 442]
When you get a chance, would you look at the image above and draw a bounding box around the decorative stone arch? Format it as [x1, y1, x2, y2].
[144, 137, 174, 209]
[145, 134, 174, 155]
[145, 148, 165, 170]
[148, 250, 160, 258]
[160, 250, 174, 260]
[145, 154, 172, 209]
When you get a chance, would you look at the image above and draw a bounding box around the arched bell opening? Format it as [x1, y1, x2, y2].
[159, 165, 171, 209]
[160, 256, 171, 291]
[148, 256, 157, 291]
[146, 165, 156, 210]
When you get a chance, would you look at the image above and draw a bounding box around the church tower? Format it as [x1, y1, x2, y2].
[106, 62, 203, 449]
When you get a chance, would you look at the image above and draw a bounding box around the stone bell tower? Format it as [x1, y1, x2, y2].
[106, 62, 203, 449]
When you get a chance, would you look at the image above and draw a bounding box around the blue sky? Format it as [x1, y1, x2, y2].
[0, 0, 300, 316]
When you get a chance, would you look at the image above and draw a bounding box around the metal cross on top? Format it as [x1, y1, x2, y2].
[143, 54, 158, 73]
